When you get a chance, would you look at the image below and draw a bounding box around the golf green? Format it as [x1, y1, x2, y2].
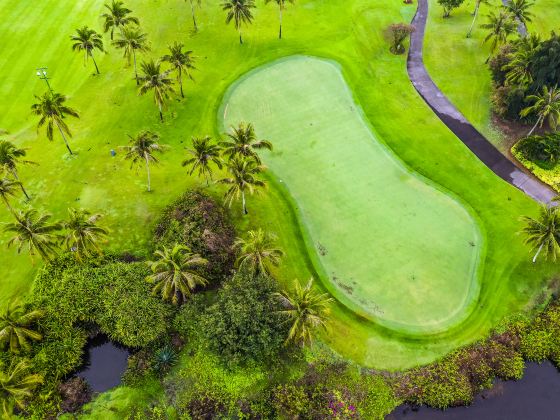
[221, 56, 483, 333]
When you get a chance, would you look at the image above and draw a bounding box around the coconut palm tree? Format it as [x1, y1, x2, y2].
[220, 122, 273, 164]
[31, 92, 79, 155]
[275, 278, 332, 347]
[146, 244, 208, 304]
[467, 0, 489, 38]
[0, 177, 21, 215]
[187, 0, 202, 31]
[222, 0, 256, 44]
[481, 11, 516, 61]
[265, 0, 294, 39]
[521, 205, 560, 263]
[217, 156, 266, 215]
[62, 208, 109, 260]
[70, 26, 104, 74]
[234, 229, 284, 275]
[138, 59, 175, 121]
[182, 136, 222, 185]
[0, 301, 43, 353]
[161, 42, 196, 99]
[101, 0, 139, 40]
[120, 130, 167, 192]
[0, 140, 36, 200]
[504, 33, 541, 86]
[4, 209, 61, 262]
[113, 26, 150, 85]
[504, 0, 534, 28]
[520, 85, 560, 136]
[0, 360, 42, 419]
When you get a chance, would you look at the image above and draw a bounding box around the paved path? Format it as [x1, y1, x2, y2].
[407, 0, 554, 203]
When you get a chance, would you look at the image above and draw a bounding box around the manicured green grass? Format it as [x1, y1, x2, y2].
[222, 56, 481, 334]
[0, 0, 557, 372]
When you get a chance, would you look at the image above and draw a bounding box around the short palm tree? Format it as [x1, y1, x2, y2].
[275, 278, 333, 347]
[0, 140, 36, 200]
[467, 0, 489, 38]
[222, 0, 256, 44]
[138, 59, 175, 122]
[217, 156, 266, 215]
[481, 11, 516, 61]
[187, 0, 202, 31]
[31, 92, 79, 155]
[62, 208, 109, 260]
[0, 301, 43, 353]
[161, 42, 196, 98]
[120, 130, 167, 192]
[265, 0, 294, 39]
[113, 26, 150, 85]
[146, 244, 208, 305]
[520, 85, 560, 136]
[0, 177, 21, 215]
[182, 136, 222, 185]
[504, 0, 534, 27]
[70, 26, 104, 74]
[234, 229, 284, 275]
[3, 208, 61, 262]
[0, 360, 43, 419]
[503, 33, 541, 86]
[521, 205, 560, 263]
[220, 122, 272, 164]
[101, 0, 139, 40]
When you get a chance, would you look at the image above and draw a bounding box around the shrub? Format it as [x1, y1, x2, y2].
[514, 133, 560, 167]
[489, 44, 514, 86]
[530, 31, 560, 92]
[384, 23, 415, 54]
[437, 0, 465, 18]
[58, 377, 92, 413]
[271, 384, 310, 418]
[491, 84, 528, 120]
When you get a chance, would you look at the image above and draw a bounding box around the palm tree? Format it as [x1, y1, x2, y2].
[217, 156, 266, 215]
[220, 122, 273, 164]
[0, 177, 21, 215]
[222, 0, 256, 44]
[521, 205, 560, 263]
[120, 130, 167, 192]
[0, 301, 43, 353]
[31, 92, 79, 155]
[138, 59, 175, 122]
[70, 26, 104, 74]
[275, 278, 332, 347]
[0, 140, 36, 200]
[62, 208, 109, 260]
[3, 208, 61, 262]
[101, 0, 139, 40]
[187, 0, 202, 31]
[504, 0, 534, 28]
[481, 11, 516, 61]
[503, 33, 541, 86]
[113, 26, 150, 85]
[467, 0, 489, 38]
[234, 229, 284, 275]
[0, 360, 42, 419]
[182, 136, 222, 185]
[265, 0, 294, 39]
[520, 85, 560, 136]
[161, 42, 196, 99]
[146, 244, 208, 305]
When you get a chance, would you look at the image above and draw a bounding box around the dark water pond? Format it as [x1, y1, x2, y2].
[388, 362, 560, 420]
[75, 335, 130, 392]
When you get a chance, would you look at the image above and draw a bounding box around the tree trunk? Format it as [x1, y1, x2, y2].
[239, 27, 243, 44]
[467, 3, 479, 38]
[242, 191, 248, 215]
[11, 170, 29, 200]
[133, 49, 139, 85]
[159, 103, 164, 122]
[527, 117, 542, 137]
[56, 121, 73, 155]
[145, 153, 151, 192]
[178, 67, 184, 98]
[90, 51, 100, 74]
[533, 242, 544, 263]
[279, 7, 283, 39]
[191, 0, 198, 31]
[2, 196, 15, 216]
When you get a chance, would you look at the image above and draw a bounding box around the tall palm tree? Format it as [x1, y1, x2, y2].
[101, 0, 139, 40]
[481, 11, 516, 61]
[520, 85, 560, 136]
[182, 136, 222, 185]
[120, 130, 167, 192]
[220, 122, 273, 164]
[217, 156, 266, 215]
[70, 26, 104, 74]
[222, 0, 256, 44]
[4, 209, 61, 262]
[265, 0, 294, 39]
[0, 360, 42, 419]
[521, 205, 560, 263]
[503, 33, 541, 86]
[504, 0, 534, 28]
[234, 229, 284, 275]
[467, 0, 489, 38]
[275, 278, 332, 347]
[113, 26, 150, 85]
[161, 42, 196, 99]
[187, 0, 202, 31]
[0, 301, 43, 353]
[0, 177, 21, 215]
[138, 59, 175, 121]
[31, 92, 79, 155]
[62, 208, 109, 260]
[146, 244, 208, 305]
[0, 140, 36, 200]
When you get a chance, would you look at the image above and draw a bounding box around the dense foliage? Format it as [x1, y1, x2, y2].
[514, 132, 560, 167]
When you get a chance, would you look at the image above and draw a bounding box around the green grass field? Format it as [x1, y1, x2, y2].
[0, 0, 557, 372]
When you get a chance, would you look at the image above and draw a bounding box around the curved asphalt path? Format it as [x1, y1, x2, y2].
[407, 0, 554, 204]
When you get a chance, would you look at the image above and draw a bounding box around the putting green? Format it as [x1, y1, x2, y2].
[221, 56, 483, 333]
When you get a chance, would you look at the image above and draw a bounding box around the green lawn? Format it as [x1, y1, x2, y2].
[0, 0, 557, 372]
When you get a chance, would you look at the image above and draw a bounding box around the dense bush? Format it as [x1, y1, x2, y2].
[489, 44, 514, 86]
[58, 377, 92, 413]
[530, 32, 560, 92]
[514, 133, 560, 166]
[491, 85, 528, 121]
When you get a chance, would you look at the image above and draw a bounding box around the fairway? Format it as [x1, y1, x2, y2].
[221, 56, 482, 333]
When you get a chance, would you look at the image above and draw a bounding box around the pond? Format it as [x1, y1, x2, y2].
[388, 362, 560, 420]
[75, 335, 130, 393]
